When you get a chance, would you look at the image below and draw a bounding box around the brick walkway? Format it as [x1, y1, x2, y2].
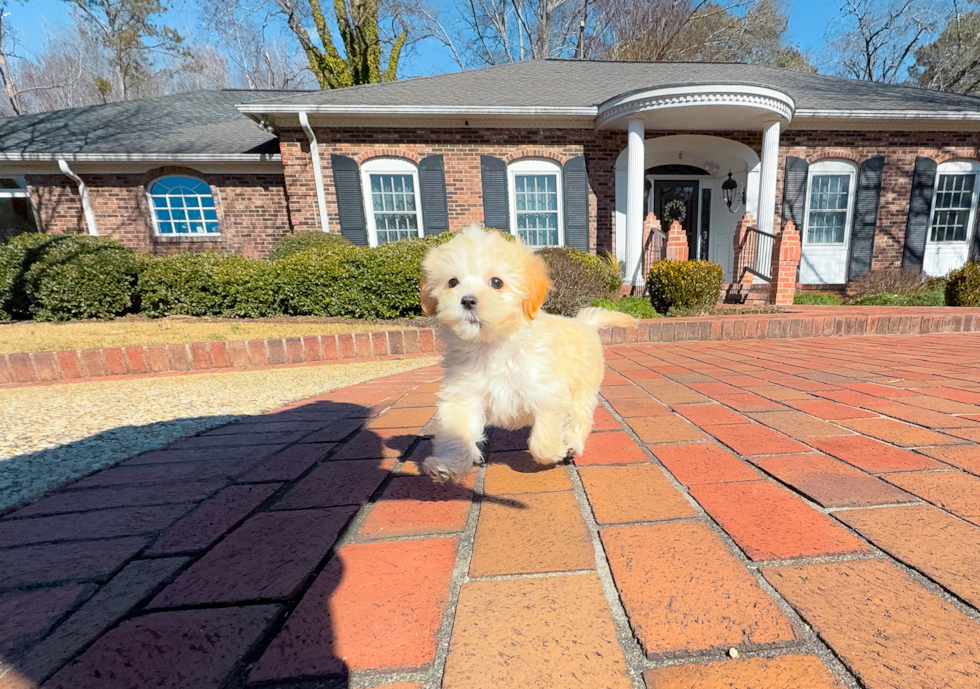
[4, 334, 980, 688]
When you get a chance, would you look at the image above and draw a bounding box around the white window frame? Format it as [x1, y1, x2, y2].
[801, 160, 857, 247]
[147, 175, 220, 236]
[359, 157, 424, 248]
[0, 176, 30, 199]
[507, 158, 564, 248]
[928, 159, 980, 245]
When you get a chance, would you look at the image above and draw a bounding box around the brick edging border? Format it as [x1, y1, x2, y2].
[4, 309, 980, 385]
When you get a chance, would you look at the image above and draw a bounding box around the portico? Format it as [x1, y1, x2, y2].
[597, 85, 795, 286]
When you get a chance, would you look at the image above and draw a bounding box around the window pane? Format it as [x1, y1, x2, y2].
[930, 173, 976, 242]
[149, 176, 219, 235]
[514, 173, 559, 246]
[369, 173, 419, 244]
[806, 174, 850, 243]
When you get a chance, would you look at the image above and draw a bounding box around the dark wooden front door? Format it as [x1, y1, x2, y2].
[654, 180, 699, 257]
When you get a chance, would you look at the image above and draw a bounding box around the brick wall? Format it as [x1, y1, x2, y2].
[280, 128, 763, 256]
[27, 167, 293, 258]
[779, 130, 980, 273]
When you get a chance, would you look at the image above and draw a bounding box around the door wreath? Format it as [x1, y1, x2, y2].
[663, 198, 687, 226]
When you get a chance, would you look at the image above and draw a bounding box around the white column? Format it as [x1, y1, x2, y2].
[756, 119, 781, 235]
[625, 118, 645, 285]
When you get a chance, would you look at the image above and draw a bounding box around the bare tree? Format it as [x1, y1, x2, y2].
[828, 0, 938, 83]
[912, 2, 980, 93]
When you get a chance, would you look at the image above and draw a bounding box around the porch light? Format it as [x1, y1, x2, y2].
[722, 170, 739, 213]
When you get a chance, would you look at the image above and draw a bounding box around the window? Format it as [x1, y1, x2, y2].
[0, 177, 37, 234]
[148, 176, 219, 235]
[803, 161, 856, 245]
[508, 159, 562, 247]
[930, 166, 979, 243]
[360, 158, 423, 246]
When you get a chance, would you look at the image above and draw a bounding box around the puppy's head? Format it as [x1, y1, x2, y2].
[421, 225, 551, 342]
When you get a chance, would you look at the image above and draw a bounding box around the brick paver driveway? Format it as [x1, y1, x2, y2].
[4, 333, 980, 688]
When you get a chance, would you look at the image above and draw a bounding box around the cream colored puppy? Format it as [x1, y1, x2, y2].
[420, 226, 637, 483]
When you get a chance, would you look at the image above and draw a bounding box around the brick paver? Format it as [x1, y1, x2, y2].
[10, 337, 980, 687]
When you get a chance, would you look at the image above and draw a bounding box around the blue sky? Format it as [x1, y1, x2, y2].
[12, 0, 840, 78]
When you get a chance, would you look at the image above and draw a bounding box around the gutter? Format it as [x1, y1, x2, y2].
[794, 109, 980, 121]
[298, 111, 330, 234]
[0, 153, 281, 162]
[57, 159, 98, 236]
[237, 104, 598, 117]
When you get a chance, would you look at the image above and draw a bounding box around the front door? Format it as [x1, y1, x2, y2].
[654, 180, 699, 258]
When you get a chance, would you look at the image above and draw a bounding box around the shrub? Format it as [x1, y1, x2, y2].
[269, 232, 351, 261]
[565, 249, 622, 294]
[0, 232, 53, 319]
[139, 253, 278, 318]
[945, 263, 980, 307]
[794, 292, 841, 305]
[646, 260, 724, 315]
[0, 234, 141, 321]
[538, 247, 615, 317]
[851, 267, 924, 297]
[591, 296, 660, 319]
[848, 290, 945, 307]
[276, 233, 453, 318]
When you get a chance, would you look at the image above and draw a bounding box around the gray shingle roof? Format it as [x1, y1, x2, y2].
[0, 90, 301, 158]
[255, 60, 980, 113]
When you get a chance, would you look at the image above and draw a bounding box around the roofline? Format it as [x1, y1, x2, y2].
[0, 153, 281, 162]
[795, 109, 980, 121]
[237, 103, 599, 117]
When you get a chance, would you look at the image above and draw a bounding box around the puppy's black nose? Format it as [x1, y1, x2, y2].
[461, 295, 478, 310]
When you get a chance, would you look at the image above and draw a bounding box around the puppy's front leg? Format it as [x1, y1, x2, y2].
[423, 400, 485, 483]
[529, 408, 570, 465]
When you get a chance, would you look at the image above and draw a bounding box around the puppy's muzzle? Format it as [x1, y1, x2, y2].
[461, 295, 478, 311]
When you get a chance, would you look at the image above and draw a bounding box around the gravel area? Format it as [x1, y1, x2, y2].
[0, 358, 437, 511]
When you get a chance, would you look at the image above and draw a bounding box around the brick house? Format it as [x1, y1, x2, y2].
[4, 60, 980, 301]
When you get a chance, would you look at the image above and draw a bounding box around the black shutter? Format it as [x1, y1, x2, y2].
[419, 154, 449, 236]
[848, 156, 885, 281]
[902, 156, 937, 271]
[330, 154, 368, 245]
[480, 154, 509, 230]
[781, 156, 809, 227]
[563, 155, 589, 251]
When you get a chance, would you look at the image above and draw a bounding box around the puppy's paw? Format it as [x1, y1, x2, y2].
[422, 456, 473, 484]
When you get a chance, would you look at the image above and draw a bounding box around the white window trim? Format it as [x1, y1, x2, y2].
[507, 158, 564, 247]
[802, 160, 857, 247]
[359, 157, 424, 248]
[147, 174, 221, 237]
[928, 159, 980, 245]
[0, 176, 29, 199]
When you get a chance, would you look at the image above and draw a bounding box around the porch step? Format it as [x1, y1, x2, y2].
[722, 283, 769, 305]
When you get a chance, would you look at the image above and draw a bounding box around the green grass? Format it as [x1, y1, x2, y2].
[794, 292, 841, 305]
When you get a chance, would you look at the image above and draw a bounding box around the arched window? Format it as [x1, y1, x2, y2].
[148, 176, 219, 235]
[508, 159, 563, 247]
[803, 160, 857, 246]
[359, 158, 423, 246]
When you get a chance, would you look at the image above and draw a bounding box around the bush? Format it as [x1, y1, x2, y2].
[646, 260, 724, 315]
[945, 263, 980, 307]
[538, 247, 615, 317]
[0, 234, 140, 321]
[794, 292, 841, 305]
[0, 232, 53, 319]
[139, 253, 278, 318]
[269, 232, 351, 261]
[848, 290, 945, 307]
[851, 267, 924, 297]
[277, 233, 453, 318]
[591, 296, 660, 319]
[565, 249, 622, 294]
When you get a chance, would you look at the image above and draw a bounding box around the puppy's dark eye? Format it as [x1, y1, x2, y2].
[448, 278, 459, 288]
[490, 277, 504, 290]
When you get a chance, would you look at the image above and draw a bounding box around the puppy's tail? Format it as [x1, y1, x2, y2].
[575, 307, 638, 329]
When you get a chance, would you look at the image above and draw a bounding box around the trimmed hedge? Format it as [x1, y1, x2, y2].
[646, 259, 724, 315]
[538, 247, 615, 317]
[565, 249, 622, 293]
[139, 253, 278, 318]
[269, 232, 351, 261]
[1, 233, 140, 321]
[946, 263, 980, 307]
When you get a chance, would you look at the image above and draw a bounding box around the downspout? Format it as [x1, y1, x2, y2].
[298, 111, 330, 233]
[57, 159, 98, 236]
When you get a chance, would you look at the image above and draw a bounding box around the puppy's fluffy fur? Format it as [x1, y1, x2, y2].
[420, 226, 636, 483]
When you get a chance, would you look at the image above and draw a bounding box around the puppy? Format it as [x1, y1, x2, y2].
[419, 225, 637, 483]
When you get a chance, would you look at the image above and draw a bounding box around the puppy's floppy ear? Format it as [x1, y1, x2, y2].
[521, 253, 551, 320]
[419, 274, 438, 316]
